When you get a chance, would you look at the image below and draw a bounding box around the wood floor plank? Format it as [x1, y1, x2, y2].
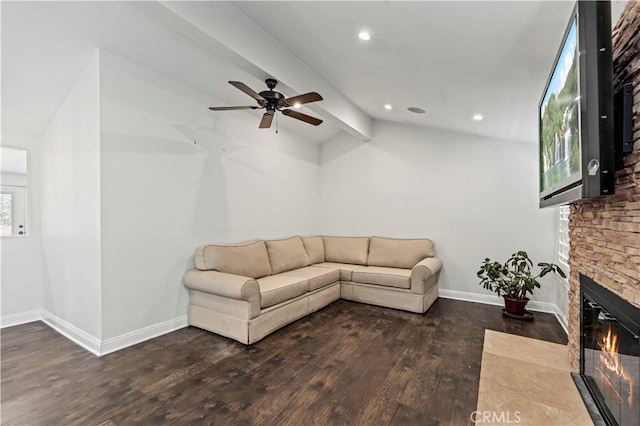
[1, 299, 568, 425]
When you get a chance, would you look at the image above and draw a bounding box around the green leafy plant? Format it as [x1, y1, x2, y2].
[477, 251, 566, 300]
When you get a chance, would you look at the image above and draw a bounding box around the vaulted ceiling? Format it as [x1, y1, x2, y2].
[1, 1, 628, 145]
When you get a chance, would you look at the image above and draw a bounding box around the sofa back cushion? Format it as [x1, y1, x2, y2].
[302, 236, 325, 264]
[266, 236, 311, 274]
[322, 236, 370, 265]
[194, 240, 272, 278]
[367, 237, 435, 269]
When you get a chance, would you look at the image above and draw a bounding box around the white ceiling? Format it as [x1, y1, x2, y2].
[1, 1, 629, 145]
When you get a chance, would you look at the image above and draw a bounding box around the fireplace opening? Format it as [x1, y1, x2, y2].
[578, 274, 639, 426]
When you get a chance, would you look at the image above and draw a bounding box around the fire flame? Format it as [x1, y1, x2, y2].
[599, 326, 621, 373]
[598, 325, 634, 407]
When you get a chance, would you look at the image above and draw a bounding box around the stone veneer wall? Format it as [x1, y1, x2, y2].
[567, 1, 640, 371]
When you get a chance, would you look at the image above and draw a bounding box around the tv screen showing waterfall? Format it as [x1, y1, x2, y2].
[539, 16, 581, 199]
[538, 1, 615, 208]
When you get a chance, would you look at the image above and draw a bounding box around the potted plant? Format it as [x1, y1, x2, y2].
[477, 251, 566, 318]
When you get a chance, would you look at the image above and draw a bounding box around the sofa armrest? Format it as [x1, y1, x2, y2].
[183, 269, 260, 303]
[410, 257, 443, 293]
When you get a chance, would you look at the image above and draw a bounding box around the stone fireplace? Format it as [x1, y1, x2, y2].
[568, 1, 640, 371]
[567, 2, 640, 424]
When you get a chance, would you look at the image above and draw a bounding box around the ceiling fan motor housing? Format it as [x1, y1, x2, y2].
[259, 90, 285, 105]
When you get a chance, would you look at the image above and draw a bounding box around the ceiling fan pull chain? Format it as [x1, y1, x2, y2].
[276, 111, 279, 134]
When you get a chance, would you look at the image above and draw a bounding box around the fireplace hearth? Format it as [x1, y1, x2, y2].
[575, 274, 639, 426]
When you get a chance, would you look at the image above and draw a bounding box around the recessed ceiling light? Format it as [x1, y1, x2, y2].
[384, 104, 392, 110]
[358, 31, 371, 41]
[473, 114, 484, 121]
[407, 107, 426, 114]
[293, 103, 301, 109]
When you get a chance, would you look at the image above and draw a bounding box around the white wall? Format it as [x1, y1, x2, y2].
[38, 51, 103, 339]
[320, 120, 559, 303]
[99, 51, 321, 340]
[1, 133, 43, 324]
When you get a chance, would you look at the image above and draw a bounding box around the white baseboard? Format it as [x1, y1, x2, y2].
[439, 289, 565, 328]
[439, 289, 504, 307]
[41, 310, 102, 356]
[100, 315, 188, 356]
[2, 309, 188, 357]
[0, 309, 42, 328]
[554, 306, 569, 334]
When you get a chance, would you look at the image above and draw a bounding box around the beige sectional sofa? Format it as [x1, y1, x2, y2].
[183, 236, 442, 344]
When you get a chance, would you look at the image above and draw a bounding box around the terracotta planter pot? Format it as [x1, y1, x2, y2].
[503, 296, 529, 316]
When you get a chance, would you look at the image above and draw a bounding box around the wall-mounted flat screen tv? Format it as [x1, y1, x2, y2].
[539, 1, 615, 208]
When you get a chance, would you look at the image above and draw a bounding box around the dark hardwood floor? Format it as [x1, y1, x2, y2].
[1, 299, 567, 425]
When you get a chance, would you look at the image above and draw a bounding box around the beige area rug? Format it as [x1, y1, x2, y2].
[476, 330, 593, 426]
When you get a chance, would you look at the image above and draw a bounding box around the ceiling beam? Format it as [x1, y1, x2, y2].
[146, 1, 373, 141]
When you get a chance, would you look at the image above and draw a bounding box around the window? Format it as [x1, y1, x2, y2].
[1, 147, 28, 236]
[558, 205, 570, 270]
[1, 185, 26, 236]
[1, 190, 14, 235]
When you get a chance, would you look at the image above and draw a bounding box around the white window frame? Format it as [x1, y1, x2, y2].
[1, 147, 29, 236]
[557, 205, 570, 287]
[1, 184, 27, 236]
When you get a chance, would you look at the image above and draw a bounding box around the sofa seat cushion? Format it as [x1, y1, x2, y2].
[279, 266, 340, 291]
[256, 275, 309, 308]
[351, 266, 412, 289]
[367, 237, 435, 269]
[266, 236, 311, 274]
[314, 262, 359, 281]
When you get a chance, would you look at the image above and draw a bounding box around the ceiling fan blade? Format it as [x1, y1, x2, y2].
[281, 109, 323, 126]
[229, 81, 266, 102]
[259, 111, 274, 128]
[209, 106, 259, 111]
[282, 92, 323, 107]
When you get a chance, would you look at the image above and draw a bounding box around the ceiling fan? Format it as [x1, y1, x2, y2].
[209, 78, 323, 129]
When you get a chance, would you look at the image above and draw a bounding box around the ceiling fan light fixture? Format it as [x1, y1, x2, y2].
[294, 103, 301, 109]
